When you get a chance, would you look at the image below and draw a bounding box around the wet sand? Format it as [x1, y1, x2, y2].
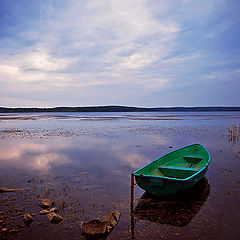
[0, 112, 240, 239]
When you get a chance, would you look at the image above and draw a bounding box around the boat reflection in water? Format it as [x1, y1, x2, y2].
[133, 177, 210, 228]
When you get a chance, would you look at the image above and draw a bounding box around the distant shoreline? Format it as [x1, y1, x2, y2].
[0, 106, 240, 113]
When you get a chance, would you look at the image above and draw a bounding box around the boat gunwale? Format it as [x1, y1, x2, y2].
[133, 144, 211, 182]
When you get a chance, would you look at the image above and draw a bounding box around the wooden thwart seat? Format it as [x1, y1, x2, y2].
[157, 165, 200, 179]
[183, 155, 203, 160]
[158, 165, 199, 172]
[183, 155, 203, 164]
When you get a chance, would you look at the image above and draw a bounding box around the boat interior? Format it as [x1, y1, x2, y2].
[152, 155, 204, 179]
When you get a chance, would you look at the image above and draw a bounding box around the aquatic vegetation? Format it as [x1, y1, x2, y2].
[228, 124, 240, 143]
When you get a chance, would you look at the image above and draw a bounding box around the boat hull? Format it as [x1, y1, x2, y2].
[133, 144, 211, 195]
[135, 167, 208, 195]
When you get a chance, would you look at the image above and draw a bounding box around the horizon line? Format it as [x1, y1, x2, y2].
[1, 105, 240, 109]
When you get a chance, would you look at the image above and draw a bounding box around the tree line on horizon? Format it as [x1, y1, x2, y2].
[0, 106, 240, 113]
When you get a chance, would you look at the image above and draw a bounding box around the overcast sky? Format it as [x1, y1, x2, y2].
[0, 0, 239, 107]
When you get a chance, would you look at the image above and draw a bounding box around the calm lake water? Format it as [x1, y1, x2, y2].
[0, 112, 240, 239]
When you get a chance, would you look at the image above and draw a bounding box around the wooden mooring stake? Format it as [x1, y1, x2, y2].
[130, 173, 135, 239]
[130, 173, 135, 213]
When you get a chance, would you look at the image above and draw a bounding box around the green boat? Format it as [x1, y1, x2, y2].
[133, 144, 211, 195]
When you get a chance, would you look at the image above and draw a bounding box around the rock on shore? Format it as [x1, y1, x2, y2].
[81, 210, 120, 238]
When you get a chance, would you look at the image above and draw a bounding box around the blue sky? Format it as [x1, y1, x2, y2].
[0, 0, 239, 107]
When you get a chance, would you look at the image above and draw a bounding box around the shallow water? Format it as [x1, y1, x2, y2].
[0, 112, 240, 239]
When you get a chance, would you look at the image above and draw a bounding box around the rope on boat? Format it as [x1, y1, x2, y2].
[134, 174, 143, 186]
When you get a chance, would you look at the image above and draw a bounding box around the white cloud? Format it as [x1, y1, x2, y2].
[0, 47, 76, 96]
[0, 64, 19, 76]
[1, 47, 73, 74]
[21, 48, 73, 72]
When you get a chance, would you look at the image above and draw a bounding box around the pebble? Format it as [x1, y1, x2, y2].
[9, 229, 19, 233]
[47, 212, 63, 224]
[24, 213, 33, 226]
[40, 208, 57, 215]
[39, 198, 55, 209]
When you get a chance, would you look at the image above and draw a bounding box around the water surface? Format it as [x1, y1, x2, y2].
[0, 112, 240, 239]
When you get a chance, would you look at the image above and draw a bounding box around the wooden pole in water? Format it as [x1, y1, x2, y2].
[130, 173, 134, 214]
[130, 173, 135, 238]
[130, 212, 135, 239]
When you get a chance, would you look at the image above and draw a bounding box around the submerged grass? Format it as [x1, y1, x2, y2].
[228, 123, 240, 143]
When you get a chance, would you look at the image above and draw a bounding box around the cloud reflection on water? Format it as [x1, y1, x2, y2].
[0, 141, 71, 171]
[0, 126, 170, 176]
